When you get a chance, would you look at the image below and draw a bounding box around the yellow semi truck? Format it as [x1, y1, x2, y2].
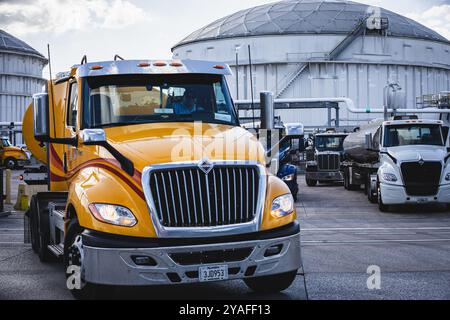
[0, 137, 30, 169]
[24, 58, 301, 299]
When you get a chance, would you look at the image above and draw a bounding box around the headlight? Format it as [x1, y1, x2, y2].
[382, 173, 398, 182]
[89, 204, 137, 227]
[445, 173, 450, 181]
[282, 174, 295, 182]
[271, 194, 294, 218]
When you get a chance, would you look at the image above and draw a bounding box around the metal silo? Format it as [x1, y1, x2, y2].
[0, 29, 47, 143]
[172, 0, 450, 128]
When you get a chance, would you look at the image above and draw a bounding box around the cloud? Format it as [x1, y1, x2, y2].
[0, 0, 150, 36]
[406, 4, 450, 40]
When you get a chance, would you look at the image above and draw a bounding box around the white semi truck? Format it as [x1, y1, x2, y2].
[342, 116, 450, 212]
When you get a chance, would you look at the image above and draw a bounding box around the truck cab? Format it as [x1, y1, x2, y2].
[305, 131, 348, 187]
[24, 59, 302, 298]
[369, 119, 450, 211]
[0, 137, 30, 169]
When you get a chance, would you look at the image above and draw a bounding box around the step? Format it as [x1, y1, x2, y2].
[47, 244, 64, 258]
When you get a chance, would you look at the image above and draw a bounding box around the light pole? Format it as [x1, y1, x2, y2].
[235, 46, 241, 100]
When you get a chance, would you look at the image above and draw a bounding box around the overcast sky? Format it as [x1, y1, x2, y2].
[0, 0, 449, 77]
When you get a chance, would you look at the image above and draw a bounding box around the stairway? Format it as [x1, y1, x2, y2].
[275, 16, 369, 99]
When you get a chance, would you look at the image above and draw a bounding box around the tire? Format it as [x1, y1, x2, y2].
[306, 178, 317, 187]
[368, 190, 377, 204]
[64, 218, 108, 300]
[4, 157, 17, 170]
[28, 196, 54, 262]
[344, 167, 360, 191]
[244, 271, 297, 293]
[367, 180, 377, 204]
[343, 169, 349, 190]
[28, 197, 39, 254]
[378, 183, 389, 212]
[34, 199, 54, 263]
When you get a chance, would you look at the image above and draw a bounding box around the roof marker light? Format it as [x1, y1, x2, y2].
[90, 65, 104, 70]
[213, 65, 225, 70]
[170, 61, 183, 67]
[138, 62, 151, 68]
[153, 61, 167, 67]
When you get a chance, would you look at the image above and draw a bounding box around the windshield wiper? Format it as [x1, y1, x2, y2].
[91, 121, 151, 129]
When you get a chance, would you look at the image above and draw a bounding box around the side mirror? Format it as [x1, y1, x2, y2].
[33, 93, 49, 142]
[284, 123, 304, 138]
[33, 92, 78, 146]
[365, 132, 374, 150]
[82, 129, 107, 145]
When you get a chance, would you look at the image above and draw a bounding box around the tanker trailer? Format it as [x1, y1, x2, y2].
[342, 119, 383, 197]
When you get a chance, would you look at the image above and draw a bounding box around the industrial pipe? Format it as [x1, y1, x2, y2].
[235, 97, 450, 114]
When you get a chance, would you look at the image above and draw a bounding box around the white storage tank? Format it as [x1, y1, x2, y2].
[0, 29, 47, 139]
[172, 0, 450, 127]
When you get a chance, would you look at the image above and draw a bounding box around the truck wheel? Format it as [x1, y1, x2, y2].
[35, 200, 54, 262]
[378, 184, 389, 212]
[344, 168, 360, 191]
[28, 197, 39, 254]
[64, 219, 108, 300]
[306, 178, 317, 187]
[367, 176, 377, 204]
[244, 271, 297, 293]
[4, 158, 17, 170]
[343, 169, 349, 190]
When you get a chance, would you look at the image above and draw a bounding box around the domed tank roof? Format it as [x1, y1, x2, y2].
[0, 29, 47, 60]
[173, 0, 449, 49]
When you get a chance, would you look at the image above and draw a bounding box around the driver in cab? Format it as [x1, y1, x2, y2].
[171, 89, 204, 115]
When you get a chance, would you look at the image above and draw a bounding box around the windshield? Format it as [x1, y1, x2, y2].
[315, 136, 346, 151]
[384, 124, 443, 147]
[82, 74, 238, 128]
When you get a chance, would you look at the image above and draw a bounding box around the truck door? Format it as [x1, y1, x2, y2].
[65, 81, 80, 174]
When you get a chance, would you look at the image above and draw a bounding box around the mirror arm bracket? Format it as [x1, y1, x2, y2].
[89, 141, 135, 177]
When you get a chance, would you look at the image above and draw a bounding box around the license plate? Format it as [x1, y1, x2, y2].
[199, 265, 229, 282]
[417, 198, 429, 203]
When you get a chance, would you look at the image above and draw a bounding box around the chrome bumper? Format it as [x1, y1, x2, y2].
[306, 171, 343, 181]
[82, 232, 301, 286]
[380, 183, 450, 205]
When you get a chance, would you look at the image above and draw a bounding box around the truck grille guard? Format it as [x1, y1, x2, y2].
[141, 161, 267, 238]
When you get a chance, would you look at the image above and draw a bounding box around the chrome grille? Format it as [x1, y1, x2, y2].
[318, 154, 340, 171]
[149, 166, 260, 228]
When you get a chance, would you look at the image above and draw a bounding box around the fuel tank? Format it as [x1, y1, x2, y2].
[343, 119, 384, 164]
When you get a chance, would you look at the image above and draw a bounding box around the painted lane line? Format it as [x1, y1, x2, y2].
[302, 238, 450, 244]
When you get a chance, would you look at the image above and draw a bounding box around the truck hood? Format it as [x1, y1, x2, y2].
[104, 122, 266, 169]
[388, 145, 447, 162]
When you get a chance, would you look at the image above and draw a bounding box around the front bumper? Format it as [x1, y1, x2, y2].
[17, 159, 31, 167]
[380, 183, 450, 205]
[81, 224, 302, 286]
[306, 171, 343, 181]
